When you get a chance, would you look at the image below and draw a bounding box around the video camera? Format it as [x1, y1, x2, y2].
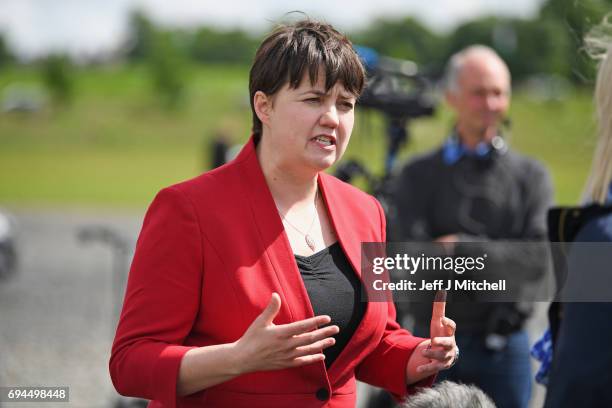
[335, 46, 438, 198]
[355, 45, 436, 121]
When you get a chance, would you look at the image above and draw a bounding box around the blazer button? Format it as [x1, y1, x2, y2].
[316, 388, 330, 401]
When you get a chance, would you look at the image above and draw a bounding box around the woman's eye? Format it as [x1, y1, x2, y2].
[305, 97, 320, 103]
[339, 101, 354, 110]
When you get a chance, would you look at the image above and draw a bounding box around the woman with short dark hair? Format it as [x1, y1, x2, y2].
[109, 19, 457, 407]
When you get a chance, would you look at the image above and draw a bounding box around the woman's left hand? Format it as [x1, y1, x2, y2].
[406, 290, 458, 381]
[420, 289, 457, 374]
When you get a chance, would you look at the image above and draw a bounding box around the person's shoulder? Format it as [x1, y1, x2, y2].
[504, 150, 551, 186]
[505, 150, 549, 175]
[157, 159, 242, 205]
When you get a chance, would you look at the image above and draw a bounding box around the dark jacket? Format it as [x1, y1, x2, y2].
[544, 211, 612, 408]
[390, 147, 553, 332]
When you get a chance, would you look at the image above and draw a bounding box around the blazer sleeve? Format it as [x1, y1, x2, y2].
[355, 197, 434, 400]
[109, 186, 202, 408]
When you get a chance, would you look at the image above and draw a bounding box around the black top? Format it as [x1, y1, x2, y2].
[295, 242, 366, 368]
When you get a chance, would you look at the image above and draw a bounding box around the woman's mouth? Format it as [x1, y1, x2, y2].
[312, 135, 336, 148]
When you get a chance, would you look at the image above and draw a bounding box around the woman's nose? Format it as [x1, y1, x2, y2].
[320, 106, 339, 128]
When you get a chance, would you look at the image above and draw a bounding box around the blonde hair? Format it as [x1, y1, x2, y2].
[584, 15, 612, 204]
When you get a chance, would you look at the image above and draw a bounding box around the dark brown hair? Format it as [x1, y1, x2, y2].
[249, 19, 365, 142]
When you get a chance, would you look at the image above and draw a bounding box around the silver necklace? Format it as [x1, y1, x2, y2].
[279, 191, 319, 251]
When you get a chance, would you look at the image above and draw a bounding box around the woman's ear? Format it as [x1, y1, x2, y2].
[254, 91, 272, 126]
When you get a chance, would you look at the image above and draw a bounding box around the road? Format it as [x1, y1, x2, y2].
[0, 210, 142, 408]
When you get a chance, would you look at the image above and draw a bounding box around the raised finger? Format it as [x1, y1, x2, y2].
[276, 315, 332, 337]
[432, 290, 447, 320]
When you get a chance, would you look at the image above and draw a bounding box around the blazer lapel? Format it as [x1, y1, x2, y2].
[234, 137, 331, 388]
[234, 138, 315, 324]
[318, 173, 386, 379]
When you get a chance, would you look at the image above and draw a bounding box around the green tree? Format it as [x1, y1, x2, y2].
[539, 0, 612, 83]
[442, 17, 499, 60]
[0, 34, 14, 68]
[510, 19, 571, 79]
[148, 31, 187, 109]
[442, 17, 572, 82]
[124, 10, 188, 108]
[126, 10, 156, 61]
[42, 54, 74, 106]
[190, 27, 258, 64]
[351, 17, 443, 69]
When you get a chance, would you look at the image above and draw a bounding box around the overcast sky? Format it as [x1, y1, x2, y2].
[0, 0, 545, 59]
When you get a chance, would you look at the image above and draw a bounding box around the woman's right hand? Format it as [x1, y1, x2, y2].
[233, 293, 339, 374]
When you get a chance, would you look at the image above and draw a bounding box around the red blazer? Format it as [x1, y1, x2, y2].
[110, 137, 431, 408]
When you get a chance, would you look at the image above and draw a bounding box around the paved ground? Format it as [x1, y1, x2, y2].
[0, 209, 547, 408]
[0, 210, 143, 408]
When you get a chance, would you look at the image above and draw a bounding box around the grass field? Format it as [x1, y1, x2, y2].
[0, 64, 599, 209]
